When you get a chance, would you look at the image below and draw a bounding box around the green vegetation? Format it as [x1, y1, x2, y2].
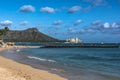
[0, 28, 59, 42]
[0, 27, 9, 40]
[0, 27, 9, 36]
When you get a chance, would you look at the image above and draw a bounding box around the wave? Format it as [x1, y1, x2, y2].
[27, 56, 56, 63]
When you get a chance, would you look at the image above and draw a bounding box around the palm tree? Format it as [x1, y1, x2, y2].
[0, 29, 4, 36]
[0, 27, 9, 41]
[4, 27, 9, 32]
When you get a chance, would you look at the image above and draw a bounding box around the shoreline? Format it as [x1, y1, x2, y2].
[0, 46, 67, 80]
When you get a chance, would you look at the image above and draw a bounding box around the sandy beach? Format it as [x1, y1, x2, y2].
[0, 46, 67, 80]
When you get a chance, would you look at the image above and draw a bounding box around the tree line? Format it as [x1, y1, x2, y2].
[0, 27, 9, 41]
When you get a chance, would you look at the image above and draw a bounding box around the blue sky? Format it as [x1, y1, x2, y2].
[0, 0, 120, 43]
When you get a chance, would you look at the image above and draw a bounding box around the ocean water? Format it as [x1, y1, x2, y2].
[16, 48, 120, 80]
[1, 47, 120, 80]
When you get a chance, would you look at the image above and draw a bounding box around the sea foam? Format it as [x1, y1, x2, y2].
[27, 56, 56, 63]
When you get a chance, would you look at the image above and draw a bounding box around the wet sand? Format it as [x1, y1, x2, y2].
[0, 46, 67, 80]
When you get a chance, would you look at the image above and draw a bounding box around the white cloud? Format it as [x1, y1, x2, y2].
[93, 0, 105, 6]
[68, 28, 96, 34]
[84, 0, 106, 6]
[53, 20, 63, 25]
[112, 22, 119, 28]
[68, 6, 81, 13]
[40, 7, 55, 13]
[19, 5, 35, 12]
[73, 19, 82, 26]
[103, 22, 110, 28]
[86, 29, 96, 33]
[67, 21, 120, 34]
[92, 20, 101, 25]
[0, 20, 13, 26]
[68, 28, 78, 33]
[20, 21, 28, 26]
[84, 0, 107, 11]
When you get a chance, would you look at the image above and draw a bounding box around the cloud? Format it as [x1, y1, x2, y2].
[85, 0, 106, 6]
[68, 6, 81, 13]
[40, 7, 55, 13]
[92, 0, 105, 6]
[53, 20, 64, 25]
[73, 19, 83, 26]
[0, 20, 13, 26]
[90, 22, 120, 34]
[20, 21, 28, 26]
[68, 27, 96, 34]
[19, 5, 35, 13]
[84, 0, 107, 11]
[103, 22, 110, 28]
[91, 20, 101, 25]
[111, 22, 120, 28]
[68, 21, 120, 35]
[68, 28, 80, 34]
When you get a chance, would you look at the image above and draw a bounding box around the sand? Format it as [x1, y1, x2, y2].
[0, 46, 67, 80]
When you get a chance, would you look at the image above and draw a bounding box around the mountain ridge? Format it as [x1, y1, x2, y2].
[0, 28, 59, 42]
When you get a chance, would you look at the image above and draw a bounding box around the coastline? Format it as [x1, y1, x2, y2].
[0, 46, 67, 80]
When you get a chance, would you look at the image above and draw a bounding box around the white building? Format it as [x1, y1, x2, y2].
[66, 37, 83, 43]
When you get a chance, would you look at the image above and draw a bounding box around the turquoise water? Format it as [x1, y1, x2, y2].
[18, 48, 120, 80]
